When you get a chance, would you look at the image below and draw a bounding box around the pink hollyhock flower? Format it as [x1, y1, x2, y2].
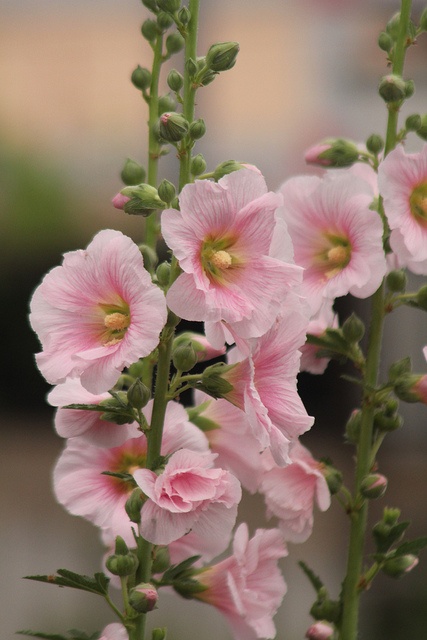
[53, 400, 209, 535]
[194, 523, 287, 640]
[134, 448, 241, 546]
[278, 172, 386, 315]
[161, 168, 302, 347]
[300, 301, 338, 375]
[259, 440, 331, 543]
[191, 390, 264, 493]
[378, 143, 427, 274]
[111, 193, 131, 210]
[219, 302, 314, 466]
[174, 332, 226, 362]
[99, 623, 128, 640]
[48, 378, 140, 447]
[30, 229, 167, 394]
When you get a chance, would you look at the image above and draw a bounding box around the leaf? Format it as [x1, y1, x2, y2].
[63, 403, 105, 412]
[298, 560, 324, 593]
[395, 536, 427, 556]
[162, 555, 201, 582]
[24, 570, 110, 597]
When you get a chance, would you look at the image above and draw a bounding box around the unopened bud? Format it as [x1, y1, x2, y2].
[174, 332, 226, 362]
[125, 488, 145, 524]
[200, 363, 236, 398]
[386, 269, 407, 292]
[172, 343, 198, 372]
[157, 11, 174, 30]
[141, 19, 159, 41]
[360, 473, 388, 499]
[378, 74, 406, 102]
[156, 262, 171, 286]
[122, 184, 166, 216]
[167, 69, 184, 92]
[378, 31, 393, 52]
[206, 41, 239, 72]
[142, 0, 158, 12]
[306, 621, 334, 640]
[310, 598, 341, 624]
[345, 409, 362, 443]
[342, 313, 365, 343]
[321, 462, 342, 495]
[138, 244, 158, 272]
[417, 114, 427, 141]
[374, 410, 403, 432]
[158, 94, 176, 115]
[177, 6, 190, 25]
[388, 356, 411, 382]
[185, 57, 198, 78]
[159, 112, 189, 142]
[129, 583, 159, 613]
[166, 32, 185, 56]
[404, 79, 415, 98]
[382, 554, 419, 578]
[158, 179, 176, 204]
[366, 133, 384, 155]
[112, 192, 131, 210]
[152, 546, 170, 574]
[131, 66, 152, 91]
[121, 158, 146, 186]
[106, 552, 139, 577]
[405, 113, 422, 132]
[191, 153, 207, 176]
[213, 159, 244, 180]
[394, 373, 427, 403]
[304, 138, 359, 168]
[386, 12, 401, 39]
[415, 284, 427, 310]
[152, 629, 167, 640]
[189, 118, 206, 140]
[157, 0, 180, 10]
[127, 378, 151, 410]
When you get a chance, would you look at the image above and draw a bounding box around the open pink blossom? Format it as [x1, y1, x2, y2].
[53, 400, 209, 536]
[48, 378, 140, 447]
[300, 301, 338, 375]
[259, 440, 331, 543]
[161, 168, 302, 347]
[278, 173, 386, 315]
[378, 143, 427, 274]
[133, 448, 241, 547]
[194, 523, 287, 640]
[30, 229, 167, 394]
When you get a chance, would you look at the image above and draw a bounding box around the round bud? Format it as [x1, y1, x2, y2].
[121, 158, 146, 186]
[152, 546, 170, 574]
[306, 621, 334, 640]
[156, 262, 171, 286]
[386, 269, 407, 292]
[159, 111, 189, 142]
[131, 66, 152, 91]
[177, 6, 190, 25]
[166, 32, 185, 55]
[342, 313, 365, 343]
[378, 31, 393, 52]
[189, 118, 206, 140]
[185, 57, 198, 78]
[191, 153, 207, 176]
[382, 554, 418, 578]
[125, 487, 145, 524]
[172, 343, 198, 371]
[416, 284, 427, 310]
[366, 133, 384, 155]
[106, 553, 139, 577]
[360, 473, 388, 499]
[129, 583, 159, 613]
[374, 410, 403, 432]
[345, 409, 362, 443]
[386, 12, 401, 39]
[167, 69, 184, 92]
[158, 93, 176, 115]
[405, 113, 422, 132]
[322, 464, 343, 495]
[416, 114, 427, 141]
[157, 11, 174, 30]
[142, 0, 159, 12]
[157, 0, 180, 11]
[158, 178, 176, 204]
[141, 19, 159, 41]
[206, 41, 240, 72]
[378, 74, 406, 102]
[127, 378, 151, 410]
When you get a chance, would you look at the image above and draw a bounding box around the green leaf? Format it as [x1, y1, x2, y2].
[24, 570, 110, 596]
[162, 555, 201, 582]
[63, 403, 105, 412]
[395, 536, 427, 556]
[298, 560, 325, 593]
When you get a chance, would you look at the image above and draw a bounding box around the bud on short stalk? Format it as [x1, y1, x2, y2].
[157, 0, 180, 12]
[416, 284, 427, 310]
[321, 462, 343, 495]
[167, 69, 184, 92]
[306, 620, 334, 640]
[213, 159, 244, 180]
[141, 19, 160, 42]
[158, 179, 176, 204]
[172, 343, 198, 372]
[378, 31, 393, 52]
[205, 41, 239, 72]
[158, 94, 176, 115]
[345, 409, 362, 443]
[304, 138, 359, 168]
[125, 487, 145, 524]
[394, 373, 427, 403]
[191, 153, 207, 176]
[152, 629, 167, 640]
[378, 74, 406, 102]
[129, 583, 159, 612]
[382, 554, 419, 578]
[366, 133, 384, 155]
[121, 184, 166, 216]
[386, 269, 407, 292]
[127, 378, 151, 410]
[189, 118, 206, 140]
[159, 112, 189, 142]
[360, 473, 388, 499]
[156, 262, 171, 286]
[121, 158, 146, 185]
[342, 313, 365, 343]
[157, 11, 174, 31]
[405, 114, 422, 132]
[131, 65, 152, 91]
[165, 32, 185, 56]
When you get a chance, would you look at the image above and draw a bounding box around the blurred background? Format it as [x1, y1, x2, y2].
[2, 0, 427, 638]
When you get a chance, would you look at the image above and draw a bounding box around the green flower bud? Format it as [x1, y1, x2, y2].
[388, 356, 411, 382]
[189, 118, 206, 140]
[131, 66, 152, 91]
[382, 554, 419, 578]
[122, 184, 166, 216]
[167, 69, 184, 92]
[152, 546, 170, 574]
[127, 378, 151, 410]
[129, 583, 159, 612]
[185, 57, 198, 78]
[310, 598, 341, 624]
[342, 313, 365, 343]
[158, 93, 176, 115]
[404, 79, 415, 98]
[360, 473, 388, 499]
[106, 552, 139, 577]
[177, 6, 190, 25]
[206, 41, 240, 72]
[141, 18, 160, 41]
[405, 113, 422, 132]
[172, 343, 198, 371]
[386, 12, 401, 39]
[138, 243, 158, 272]
[322, 463, 343, 495]
[191, 153, 207, 176]
[394, 373, 427, 403]
[378, 31, 393, 52]
[157, 0, 180, 11]
[386, 269, 407, 292]
[156, 261, 171, 286]
[345, 409, 362, 443]
[159, 111, 189, 142]
[366, 133, 384, 155]
[213, 159, 244, 180]
[142, 0, 159, 12]
[173, 578, 209, 599]
[166, 32, 185, 56]
[200, 363, 235, 398]
[416, 284, 427, 310]
[152, 629, 167, 640]
[378, 74, 406, 102]
[157, 11, 174, 30]
[305, 138, 359, 168]
[125, 487, 145, 523]
[420, 7, 427, 32]
[416, 114, 427, 141]
[121, 158, 146, 186]
[384, 397, 399, 415]
[158, 179, 176, 204]
[374, 410, 403, 432]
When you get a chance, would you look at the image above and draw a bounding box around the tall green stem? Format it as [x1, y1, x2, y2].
[339, 2, 412, 637]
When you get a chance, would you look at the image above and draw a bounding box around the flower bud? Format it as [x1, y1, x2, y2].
[129, 583, 159, 613]
[415, 284, 427, 310]
[158, 179, 176, 204]
[141, 19, 159, 41]
[360, 473, 388, 499]
[167, 69, 184, 92]
[378, 31, 393, 52]
[200, 363, 236, 398]
[206, 41, 240, 72]
[159, 112, 189, 142]
[185, 57, 198, 78]
[345, 409, 362, 443]
[366, 133, 384, 155]
[306, 621, 334, 640]
[342, 313, 365, 343]
[131, 65, 152, 91]
[166, 32, 185, 56]
[172, 342, 198, 371]
[152, 546, 170, 574]
[158, 94, 176, 115]
[157, 11, 174, 31]
[213, 159, 244, 180]
[378, 74, 406, 102]
[177, 6, 190, 25]
[374, 410, 403, 432]
[125, 487, 145, 523]
[394, 373, 427, 403]
[404, 79, 415, 98]
[156, 262, 171, 286]
[157, 0, 180, 12]
[191, 153, 207, 176]
[115, 535, 130, 556]
[304, 138, 359, 168]
[420, 7, 427, 32]
[388, 356, 411, 382]
[310, 598, 341, 624]
[416, 114, 427, 141]
[121, 158, 146, 186]
[321, 463, 342, 495]
[122, 184, 166, 216]
[386, 12, 401, 39]
[142, 0, 158, 11]
[106, 552, 139, 577]
[189, 118, 206, 140]
[405, 113, 422, 132]
[386, 269, 407, 292]
[112, 192, 131, 210]
[174, 332, 226, 362]
[382, 554, 419, 578]
[152, 629, 167, 640]
[127, 378, 151, 410]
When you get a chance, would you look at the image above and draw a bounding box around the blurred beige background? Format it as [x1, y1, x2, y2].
[2, 0, 427, 638]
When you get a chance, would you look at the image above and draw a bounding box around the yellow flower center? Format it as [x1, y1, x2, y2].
[316, 232, 351, 279]
[210, 250, 232, 270]
[410, 183, 427, 228]
[104, 312, 130, 331]
[200, 234, 238, 283]
[99, 304, 131, 347]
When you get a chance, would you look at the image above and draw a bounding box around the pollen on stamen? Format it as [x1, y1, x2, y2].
[327, 246, 348, 265]
[210, 250, 232, 270]
[104, 312, 130, 331]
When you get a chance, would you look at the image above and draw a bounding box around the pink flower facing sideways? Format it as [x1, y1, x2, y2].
[278, 172, 386, 316]
[378, 143, 427, 274]
[30, 229, 167, 394]
[194, 523, 287, 640]
[133, 448, 241, 547]
[161, 168, 302, 348]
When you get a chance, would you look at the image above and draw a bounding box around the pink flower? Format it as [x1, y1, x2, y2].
[378, 143, 427, 274]
[259, 441, 331, 543]
[30, 229, 167, 394]
[305, 142, 335, 166]
[134, 448, 241, 547]
[195, 523, 287, 640]
[53, 400, 209, 536]
[306, 621, 334, 639]
[111, 193, 131, 210]
[99, 623, 128, 640]
[161, 168, 302, 347]
[175, 331, 226, 362]
[300, 301, 338, 375]
[48, 378, 140, 447]
[278, 173, 386, 315]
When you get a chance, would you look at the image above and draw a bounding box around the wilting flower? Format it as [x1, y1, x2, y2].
[30, 229, 167, 394]
[194, 523, 287, 640]
[134, 448, 241, 548]
[161, 168, 302, 347]
[278, 173, 386, 315]
[378, 143, 427, 274]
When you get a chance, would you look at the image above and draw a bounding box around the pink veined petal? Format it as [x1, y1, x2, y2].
[139, 499, 198, 545]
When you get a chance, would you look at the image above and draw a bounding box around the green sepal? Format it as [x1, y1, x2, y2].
[101, 471, 137, 487]
[372, 520, 410, 553]
[161, 555, 201, 583]
[298, 560, 325, 593]
[24, 570, 110, 596]
[172, 578, 209, 599]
